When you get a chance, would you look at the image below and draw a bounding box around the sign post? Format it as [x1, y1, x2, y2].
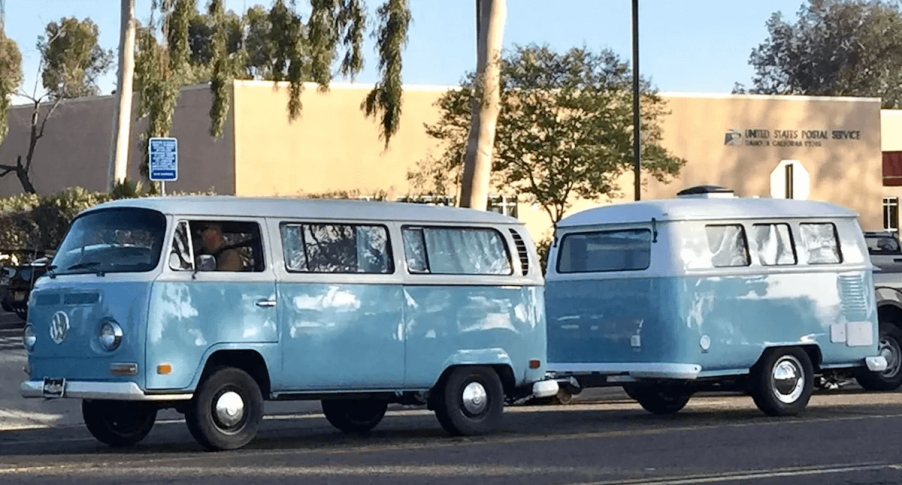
[148, 137, 178, 195]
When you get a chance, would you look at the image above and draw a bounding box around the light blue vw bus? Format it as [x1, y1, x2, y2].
[544, 185, 886, 416]
[19, 196, 556, 450]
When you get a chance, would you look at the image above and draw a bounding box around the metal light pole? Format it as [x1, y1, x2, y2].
[632, 0, 641, 201]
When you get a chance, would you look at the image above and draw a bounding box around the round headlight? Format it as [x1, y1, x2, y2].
[23, 324, 36, 351]
[99, 321, 122, 351]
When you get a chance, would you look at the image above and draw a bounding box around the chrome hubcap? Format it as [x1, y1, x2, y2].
[462, 382, 488, 415]
[214, 391, 245, 428]
[772, 355, 805, 404]
[879, 336, 901, 378]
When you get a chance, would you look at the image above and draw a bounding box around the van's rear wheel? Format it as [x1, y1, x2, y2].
[185, 367, 264, 451]
[855, 323, 902, 391]
[322, 399, 387, 433]
[623, 384, 692, 414]
[751, 347, 814, 416]
[433, 366, 504, 436]
[82, 400, 157, 447]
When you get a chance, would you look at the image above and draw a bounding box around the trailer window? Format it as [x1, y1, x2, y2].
[800, 223, 842, 264]
[557, 229, 651, 273]
[752, 223, 797, 266]
[705, 224, 750, 268]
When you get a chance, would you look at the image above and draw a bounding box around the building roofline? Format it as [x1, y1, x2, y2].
[658, 91, 883, 103]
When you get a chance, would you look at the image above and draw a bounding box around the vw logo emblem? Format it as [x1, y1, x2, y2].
[50, 311, 69, 345]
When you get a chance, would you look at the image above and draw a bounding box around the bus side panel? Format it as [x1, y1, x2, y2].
[402, 284, 546, 388]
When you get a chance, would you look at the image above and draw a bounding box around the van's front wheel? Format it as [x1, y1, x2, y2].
[185, 367, 264, 451]
[433, 366, 504, 436]
[82, 400, 157, 447]
[322, 399, 388, 433]
[751, 347, 814, 416]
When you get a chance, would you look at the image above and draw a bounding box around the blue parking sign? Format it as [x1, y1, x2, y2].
[149, 137, 178, 182]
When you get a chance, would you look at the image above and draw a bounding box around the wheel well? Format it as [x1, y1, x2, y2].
[200, 350, 271, 397]
[754, 345, 822, 372]
[434, 364, 516, 397]
[878, 304, 902, 331]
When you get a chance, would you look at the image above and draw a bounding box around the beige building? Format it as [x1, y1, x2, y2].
[1, 80, 899, 242]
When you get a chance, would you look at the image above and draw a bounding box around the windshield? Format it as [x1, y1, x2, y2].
[51, 208, 167, 275]
[866, 234, 901, 255]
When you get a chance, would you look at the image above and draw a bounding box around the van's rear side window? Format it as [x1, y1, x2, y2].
[402, 227, 512, 275]
[556, 229, 651, 273]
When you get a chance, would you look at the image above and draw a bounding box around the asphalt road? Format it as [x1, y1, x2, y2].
[1, 389, 902, 485]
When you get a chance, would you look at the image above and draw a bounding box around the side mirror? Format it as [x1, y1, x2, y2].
[32, 257, 49, 267]
[197, 254, 217, 272]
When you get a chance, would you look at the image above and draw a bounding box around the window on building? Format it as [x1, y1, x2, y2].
[488, 194, 519, 219]
[557, 229, 652, 273]
[884, 197, 899, 232]
[705, 224, 750, 267]
[280, 223, 392, 274]
[402, 226, 512, 275]
[800, 223, 842, 264]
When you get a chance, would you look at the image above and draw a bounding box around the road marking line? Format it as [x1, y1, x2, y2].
[562, 462, 897, 485]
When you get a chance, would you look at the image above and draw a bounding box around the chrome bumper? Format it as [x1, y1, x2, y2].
[546, 362, 702, 380]
[20, 380, 193, 401]
[531, 379, 559, 399]
[866, 355, 888, 372]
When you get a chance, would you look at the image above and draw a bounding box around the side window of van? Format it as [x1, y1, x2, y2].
[280, 223, 392, 274]
[751, 223, 797, 266]
[800, 223, 842, 264]
[556, 229, 651, 273]
[169, 221, 194, 271]
[168, 220, 265, 272]
[705, 224, 750, 267]
[402, 226, 512, 275]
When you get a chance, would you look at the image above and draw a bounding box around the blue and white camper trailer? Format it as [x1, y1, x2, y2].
[544, 186, 887, 416]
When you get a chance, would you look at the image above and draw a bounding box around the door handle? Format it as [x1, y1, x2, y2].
[256, 299, 277, 308]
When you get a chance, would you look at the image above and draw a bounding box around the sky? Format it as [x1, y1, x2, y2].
[5, 0, 809, 105]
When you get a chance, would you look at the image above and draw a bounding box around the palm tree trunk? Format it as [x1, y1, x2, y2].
[108, 0, 136, 190]
[458, 0, 506, 210]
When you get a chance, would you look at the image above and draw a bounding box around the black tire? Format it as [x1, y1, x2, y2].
[433, 366, 505, 436]
[751, 347, 814, 416]
[184, 367, 264, 451]
[855, 322, 902, 391]
[82, 400, 157, 447]
[322, 399, 387, 434]
[623, 384, 692, 414]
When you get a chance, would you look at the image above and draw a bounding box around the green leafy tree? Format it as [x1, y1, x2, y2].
[0, 18, 113, 194]
[0, 28, 22, 147]
[736, 0, 902, 108]
[410, 44, 687, 225]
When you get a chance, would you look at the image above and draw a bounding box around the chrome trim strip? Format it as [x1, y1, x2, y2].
[531, 379, 559, 399]
[20, 380, 193, 401]
[866, 355, 888, 372]
[546, 362, 702, 380]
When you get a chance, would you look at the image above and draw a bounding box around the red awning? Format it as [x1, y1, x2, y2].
[885, 151, 902, 186]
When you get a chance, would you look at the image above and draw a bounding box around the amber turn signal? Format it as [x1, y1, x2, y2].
[157, 364, 172, 375]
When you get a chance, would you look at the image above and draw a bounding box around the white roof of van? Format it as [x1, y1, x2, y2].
[557, 197, 859, 227]
[82, 196, 520, 225]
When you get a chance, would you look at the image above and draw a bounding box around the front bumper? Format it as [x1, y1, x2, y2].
[20, 380, 193, 401]
[866, 355, 888, 372]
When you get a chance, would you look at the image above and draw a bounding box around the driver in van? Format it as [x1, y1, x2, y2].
[200, 223, 244, 271]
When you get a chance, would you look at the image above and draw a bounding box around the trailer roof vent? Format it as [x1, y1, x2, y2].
[676, 184, 735, 199]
